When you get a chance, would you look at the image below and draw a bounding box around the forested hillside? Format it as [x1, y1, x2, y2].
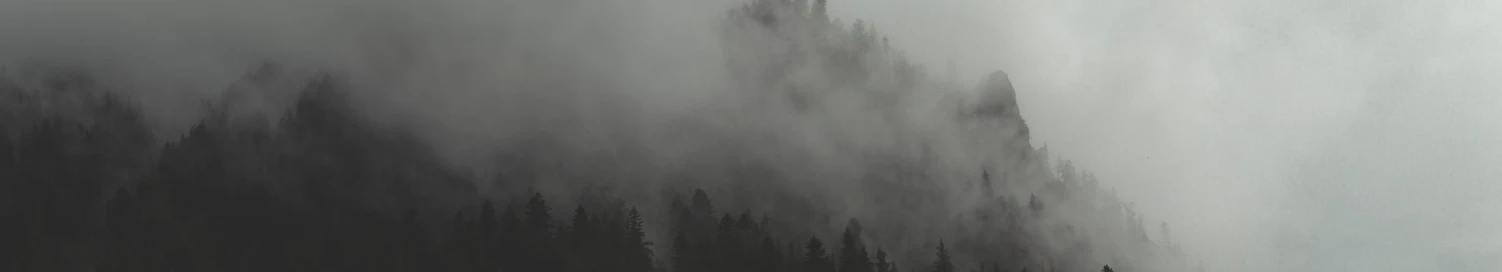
[0, 0, 1194, 271]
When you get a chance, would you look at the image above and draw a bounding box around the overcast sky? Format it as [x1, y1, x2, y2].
[837, 0, 1502, 270]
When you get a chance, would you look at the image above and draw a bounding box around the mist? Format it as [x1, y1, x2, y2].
[3, 0, 1499, 271]
[838, 0, 1502, 270]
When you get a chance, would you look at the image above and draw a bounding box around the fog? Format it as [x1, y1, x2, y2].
[3, 0, 1499, 271]
[840, 0, 1502, 271]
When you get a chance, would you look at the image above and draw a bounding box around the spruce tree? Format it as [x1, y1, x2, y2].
[874, 248, 891, 272]
[624, 207, 654, 272]
[572, 205, 591, 249]
[931, 241, 953, 272]
[717, 213, 739, 270]
[839, 219, 873, 272]
[480, 201, 499, 240]
[813, 0, 828, 21]
[526, 192, 553, 235]
[523, 193, 560, 272]
[760, 237, 782, 272]
[478, 201, 499, 270]
[805, 237, 833, 272]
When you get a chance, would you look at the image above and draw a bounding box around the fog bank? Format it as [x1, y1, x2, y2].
[840, 0, 1502, 270]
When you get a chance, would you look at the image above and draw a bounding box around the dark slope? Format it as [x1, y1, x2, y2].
[0, 0, 1192, 271]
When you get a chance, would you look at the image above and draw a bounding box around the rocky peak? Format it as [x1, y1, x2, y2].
[968, 70, 1031, 145]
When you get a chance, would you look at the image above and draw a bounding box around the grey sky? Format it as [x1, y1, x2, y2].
[838, 0, 1502, 270]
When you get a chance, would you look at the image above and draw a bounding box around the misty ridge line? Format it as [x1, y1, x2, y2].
[0, 0, 1198, 271]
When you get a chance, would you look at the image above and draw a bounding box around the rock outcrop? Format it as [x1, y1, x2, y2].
[971, 70, 1030, 143]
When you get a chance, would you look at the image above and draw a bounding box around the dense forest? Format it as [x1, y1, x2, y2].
[0, 0, 1194, 271]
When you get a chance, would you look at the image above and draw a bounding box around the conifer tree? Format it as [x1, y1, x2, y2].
[624, 207, 654, 272]
[813, 0, 829, 21]
[760, 237, 783, 272]
[875, 248, 892, 272]
[526, 192, 553, 235]
[572, 205, 591, 248]
[840, 219, 873, 272]
[523, 193, 561, 272]
[805, 237, 834, 272]
[931, 241, 954, 272]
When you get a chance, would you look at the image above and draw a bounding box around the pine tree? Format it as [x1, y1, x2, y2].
[691, 189, 714, 218]
[717, 213, 739, 270]
[526, 192, 553, 235]
[736, 210, 757, 231]
[478, 200, 500, 270]
[572, 205, 591, 249]
[805, 237, 833, 272]
[568, 205, 594, 272]
[874, 248, 891, 272]
[931, 241, 953, 272]
[523, 192, 561, 272]
[480, 201, 499, 240]
[813, 0, 828, 21]
[624, 207, 654, 272]
[839, 219, 872, 272]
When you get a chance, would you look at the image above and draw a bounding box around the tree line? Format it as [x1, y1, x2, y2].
[0, 0, 1171, 270]
[0, 72, 1068, 272]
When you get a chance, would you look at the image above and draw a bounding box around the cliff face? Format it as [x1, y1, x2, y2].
[714, 1, 1072, 267]
[957, 70, 1040, 199]
[970, 70, 1031, 146]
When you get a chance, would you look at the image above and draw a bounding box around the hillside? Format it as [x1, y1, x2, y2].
[0, 0, 1193, 271]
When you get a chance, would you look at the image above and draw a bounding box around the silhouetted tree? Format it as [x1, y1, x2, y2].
[527, 192, 553, 235]
[624, 207, 655, 272]
[805, 237, 834, 272]
[477, 201, 500, 270]
[718, 213, 738, 266]
[522, 192, 562, 272]
[931, 241, 953, 272]
[573, 205, 592, 249]
[839, 219, 873, 272]
[760, 237, 783, 272]
[813, 0, 828, 21]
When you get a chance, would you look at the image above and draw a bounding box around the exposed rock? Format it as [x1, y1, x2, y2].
[967, 70, 1032, 151]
